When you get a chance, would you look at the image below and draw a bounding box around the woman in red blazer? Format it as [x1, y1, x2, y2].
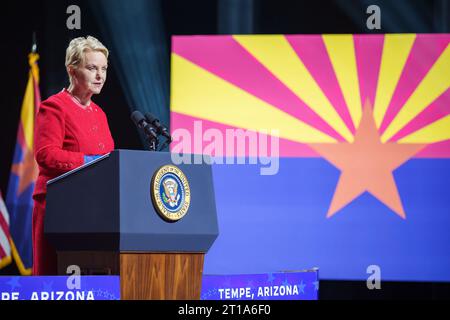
[32, 36, 115, 275]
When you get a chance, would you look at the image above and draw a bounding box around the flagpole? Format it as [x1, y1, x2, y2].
[31, 31, 37, 54]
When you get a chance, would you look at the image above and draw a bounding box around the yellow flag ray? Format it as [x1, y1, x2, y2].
[21, 75, 35, 151]
[171, 54, 336, 143]
[398, 115, 450, 143]
[373, 34, 416, 128]
[21, 53, 40, 151]
[382, 44, 450, 142]
[322, 35, 362, 129]
[233, 35, 354, 142]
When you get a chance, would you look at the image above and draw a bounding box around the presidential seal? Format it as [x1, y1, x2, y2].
[151, 165, 191, 222]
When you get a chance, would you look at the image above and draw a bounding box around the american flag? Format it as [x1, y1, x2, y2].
[0, 191, 12, 269]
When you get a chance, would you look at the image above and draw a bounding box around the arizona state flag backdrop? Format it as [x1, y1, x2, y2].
[170, 34, 450, 282]
[6, 52, 41, 275]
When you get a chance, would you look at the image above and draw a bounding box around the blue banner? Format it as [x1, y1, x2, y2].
[201, 270, 318, 300]
[0, 276, 120, 300]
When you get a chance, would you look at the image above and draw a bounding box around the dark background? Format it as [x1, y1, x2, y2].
[0, 0, 449, 299]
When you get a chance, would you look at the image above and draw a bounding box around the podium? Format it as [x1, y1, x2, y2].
[45, 150, 219, 300]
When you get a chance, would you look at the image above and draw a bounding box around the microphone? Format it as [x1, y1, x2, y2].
[144, 112, 172, 141]
[130, 110, 157, 140]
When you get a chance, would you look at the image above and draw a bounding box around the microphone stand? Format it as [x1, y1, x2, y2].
[147, 135, 159, 151]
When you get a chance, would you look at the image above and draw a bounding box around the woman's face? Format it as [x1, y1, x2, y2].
[70, 50, 108, 95]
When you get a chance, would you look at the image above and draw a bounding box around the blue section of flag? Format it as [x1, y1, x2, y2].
[204, 158, 450, 282]
[6, 140, 34, 271]
[6, 180, 34, 269]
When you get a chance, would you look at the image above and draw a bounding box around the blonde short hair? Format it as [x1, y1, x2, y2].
[65, 35, 109, 71]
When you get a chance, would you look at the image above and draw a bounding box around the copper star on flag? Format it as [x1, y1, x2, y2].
[309, 104, 426, 219]
[11, 148, 39, 196]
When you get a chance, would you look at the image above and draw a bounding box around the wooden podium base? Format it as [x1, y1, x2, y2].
[57, 251, 204, 300]
[120, 253, 204, 300]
